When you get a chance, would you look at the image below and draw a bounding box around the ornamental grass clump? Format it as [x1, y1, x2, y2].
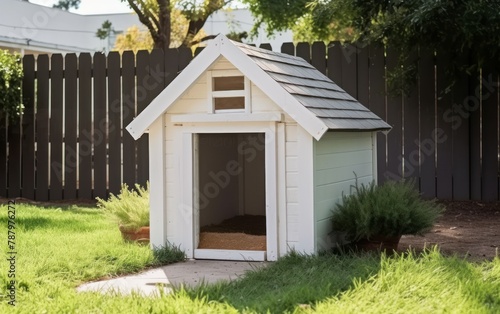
[97, 183, 149, 232]
[332, 180, 442, 242]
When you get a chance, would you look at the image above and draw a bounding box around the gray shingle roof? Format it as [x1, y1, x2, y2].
[234, 42, 391, 131]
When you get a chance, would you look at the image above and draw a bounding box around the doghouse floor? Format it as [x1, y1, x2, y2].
[198, 215, 266, 251]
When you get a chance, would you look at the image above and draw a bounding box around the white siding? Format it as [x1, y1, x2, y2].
[209, 56, 239, 71]
[284, 124, 299, 247]
[168, 75, 208, 114]
[251, 83, 283, 113]
[313, 132, 374, 252]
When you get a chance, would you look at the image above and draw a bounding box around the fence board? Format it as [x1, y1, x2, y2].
[296, 43, 310, 64]
[64, 54, 78, 199]
[419, 50, 436, 198]
[178, 47, 192, 72]
[281, 42, 294, 56]
[0, 115, 5, 197]
[470, 71, 481, 200]
[435, 52, 453, 199]
[368, 45, 387, 183]
[357, 44, 369, 107]
[93, 52, 107, 199]
[122, 51, 136, 188]
[36, 55, 50, 201]
[402, 50, 420, 182]
[22, 55, 35, 199]
[481, 69, 499, 201]
[136, 50, 150, 187]
[452, 71, 470, 200]
[311, 42, 326, 75]
[259, 43, 272, 51]
[164, 48, 178, 88]
[341, 43, 357, 98]
[78, 53, 92, 199]
[7, 120, 21, 198]
[107, 52, 122, 196]
[49, 54, 64, 200]
[327, 42, 342, 86]
[385, 47, 403, 181]
[150, 49, 165, 95]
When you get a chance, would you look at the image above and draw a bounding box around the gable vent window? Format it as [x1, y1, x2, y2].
[208, 71, 249, 113]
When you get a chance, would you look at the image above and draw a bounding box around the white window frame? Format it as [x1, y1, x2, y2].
[207, 70, 251, 114]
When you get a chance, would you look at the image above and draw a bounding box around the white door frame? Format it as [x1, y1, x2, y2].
[178, 121, 279, 261]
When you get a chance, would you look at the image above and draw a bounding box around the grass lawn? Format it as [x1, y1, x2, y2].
[0, 203, 499, 313]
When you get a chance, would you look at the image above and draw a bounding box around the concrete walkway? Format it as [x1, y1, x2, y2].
[77, 260, 266, 297]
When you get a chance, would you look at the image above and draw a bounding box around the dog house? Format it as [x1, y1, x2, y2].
[126, 35, 391, 261]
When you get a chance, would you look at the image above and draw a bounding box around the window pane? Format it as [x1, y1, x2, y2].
[214, 97, 245, 110]
[213, 76, 244, 91]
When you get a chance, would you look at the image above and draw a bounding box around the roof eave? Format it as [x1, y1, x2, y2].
[126, 38, 222, 140]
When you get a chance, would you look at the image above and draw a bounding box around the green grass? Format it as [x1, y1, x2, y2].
[185, 251, 380, 313]
[0, 203, 499, 313]
[187, 249, 500, 313]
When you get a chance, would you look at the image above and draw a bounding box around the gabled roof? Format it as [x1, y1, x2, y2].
[126, 34, 390, 141]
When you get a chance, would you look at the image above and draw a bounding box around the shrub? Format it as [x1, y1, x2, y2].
[332, 180, 442, 241]
[96, 183, 149, 231]
[0, 50, 23, 121]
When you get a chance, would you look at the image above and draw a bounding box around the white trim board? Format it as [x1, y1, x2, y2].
[194, 249, 266, 261]
[171, 113, 283, 123]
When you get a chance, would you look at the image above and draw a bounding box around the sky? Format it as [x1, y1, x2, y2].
[29, 0, 133, 15]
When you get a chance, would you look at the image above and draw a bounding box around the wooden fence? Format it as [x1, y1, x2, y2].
[1, 42, 499, 201]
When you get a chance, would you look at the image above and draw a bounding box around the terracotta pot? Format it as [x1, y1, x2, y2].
[352, 235, 401, 253]
[119, 225, 150, 243]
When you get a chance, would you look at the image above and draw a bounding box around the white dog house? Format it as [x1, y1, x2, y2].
[126, 35, 390, 261]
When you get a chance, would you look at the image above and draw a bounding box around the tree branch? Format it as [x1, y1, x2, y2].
[126, 0, 160, 42]
[189, 34, 218, 46]
[136, 0, 161, 31]
[157, 0, 171, 50]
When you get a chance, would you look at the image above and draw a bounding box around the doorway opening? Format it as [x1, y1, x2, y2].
[195, 133, 266, 252]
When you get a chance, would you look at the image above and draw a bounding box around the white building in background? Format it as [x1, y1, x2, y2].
[0, 0, 292, 56]
[202, 9, 293, 50]
[0, 0, 139, 55]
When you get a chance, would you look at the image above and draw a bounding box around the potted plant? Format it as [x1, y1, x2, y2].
[331, 179, 442, 252]
[97, 183, 150, 243]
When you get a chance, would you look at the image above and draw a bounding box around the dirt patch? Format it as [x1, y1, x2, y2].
[198, 232, 266, 251]
[399, 200, 500, 261]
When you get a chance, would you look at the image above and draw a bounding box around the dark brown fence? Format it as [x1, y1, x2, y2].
[1, 42, 499, 201]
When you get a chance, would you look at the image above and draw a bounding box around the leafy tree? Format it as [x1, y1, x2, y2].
[96, 20, 115, 40]
[244, 0, 500, 92]
[113, 25, 155, 53]
[121, 0, 227, 50]
[53, 0, 81, 10]
[0, 50, 23, 122]
[113, 9, 207, 53]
